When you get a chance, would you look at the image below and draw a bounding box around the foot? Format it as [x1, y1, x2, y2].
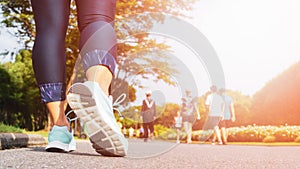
[45, 125, 73, 152]
[67, 81, 128, 157]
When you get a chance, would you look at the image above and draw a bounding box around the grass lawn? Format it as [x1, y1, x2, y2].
[24, 129, 87, 140]
[25, 129, 49, 138]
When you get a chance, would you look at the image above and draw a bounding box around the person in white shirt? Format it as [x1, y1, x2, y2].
[174, 111, 183, 143]
[204, 85, 225, 145]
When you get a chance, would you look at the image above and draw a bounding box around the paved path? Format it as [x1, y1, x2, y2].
[1, 139, 300, 169]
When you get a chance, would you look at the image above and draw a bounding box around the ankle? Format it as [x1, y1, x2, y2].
[86, 65, 112, 96]
[53, 121, 70, 130]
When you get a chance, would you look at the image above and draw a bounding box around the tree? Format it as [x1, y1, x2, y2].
[1, 0, 197, 130]
[0, 50, 46, 130]
[226, 90, 252, 126]
[0, 65, 15, 125]
[251, 61, 300, 125]
[1, 0, 196, 96]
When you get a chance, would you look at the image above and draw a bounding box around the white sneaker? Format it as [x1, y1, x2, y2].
[68, 130, 77, 151]
[66, 111, 78, 152]
[67, 81, 128, 157]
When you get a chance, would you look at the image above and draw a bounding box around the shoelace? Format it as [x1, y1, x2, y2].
[66, 110, 79, 123]
[66, 93, 126, 120]
[65, 110, 78, 134]
[112, 93, 126, 118]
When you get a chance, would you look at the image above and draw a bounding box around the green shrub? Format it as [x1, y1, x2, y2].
[227, 125, 300, 142]
[262, 135, 276, 143]
[0, 123, 24, 133]
[156, 125, 300, 142]
[294, 136, 300, 143]
[193, 130, 213, 142]
[154, 125, 174, 140]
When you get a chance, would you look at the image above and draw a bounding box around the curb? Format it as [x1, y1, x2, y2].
[0, 133, 46, 150]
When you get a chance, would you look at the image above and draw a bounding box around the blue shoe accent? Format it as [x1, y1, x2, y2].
[45, 125, 72, 152]
[68, 129, 76, 151]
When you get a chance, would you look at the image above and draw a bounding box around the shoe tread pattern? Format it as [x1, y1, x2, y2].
[67, 83, 126, 157]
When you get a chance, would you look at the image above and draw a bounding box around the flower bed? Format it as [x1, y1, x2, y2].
[156, 125, 300, 143]
[226, 125, 300, 142]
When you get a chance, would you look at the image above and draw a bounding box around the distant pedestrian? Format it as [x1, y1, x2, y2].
[181, 96, 200, 144]
[174, 111, 183, 143]
[129, 127, 135, 138]
[204, 85, 225, 145]
[141, 91, 156, 142]
[139, 126, 144, 138]
[218, 88, 236, 145]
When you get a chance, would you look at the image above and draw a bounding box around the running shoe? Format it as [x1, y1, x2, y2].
[66, 110, 78, 152]
[45, 125, 73, 152]
[67, 81, 128, 157]
[68, 129, 77, 151]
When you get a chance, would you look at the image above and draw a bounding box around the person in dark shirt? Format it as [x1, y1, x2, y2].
[141, 91, 156, 142]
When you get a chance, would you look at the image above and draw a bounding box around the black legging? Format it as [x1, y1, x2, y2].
[31, 0, 117, 103]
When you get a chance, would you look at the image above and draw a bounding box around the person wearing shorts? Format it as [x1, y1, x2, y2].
[174, 111, 183, 143]
[218, 88, 236, 145]
[204, 85, 225, 145]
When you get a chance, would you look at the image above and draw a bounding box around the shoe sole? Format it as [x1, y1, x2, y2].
[67, 83, 127, 157]
[69, 138, 76, 152]
[46, 141, 69, 153]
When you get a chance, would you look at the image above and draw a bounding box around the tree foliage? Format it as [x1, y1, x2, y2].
[0, 50, 46, 130]
[0, 0, 197, 130]
[226, 90, 252, 126]
[251, 61, 300, 125]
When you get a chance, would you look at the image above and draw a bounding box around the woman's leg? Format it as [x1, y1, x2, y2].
[68, 0, 127, 156]
[31, 0, 70, 128]
[75, 0, 117, 95]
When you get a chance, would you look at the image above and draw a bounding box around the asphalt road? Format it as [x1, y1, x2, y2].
[1, 139, 300, 169]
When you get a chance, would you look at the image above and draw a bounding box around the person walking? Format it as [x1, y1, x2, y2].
[218, 88, 236, 145]
[174, 111, 183, 143]
[140, 91, 156, 142]
[30, 0, 128, 156]
[204, 85, 225, 145]
[181, 97, 200, 144]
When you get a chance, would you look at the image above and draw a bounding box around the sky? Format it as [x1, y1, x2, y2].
[1, 0, 300, 105]
[186, 0, 300, 96]
[0, 28, 19, 63]
[133, 0, 300, 105]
